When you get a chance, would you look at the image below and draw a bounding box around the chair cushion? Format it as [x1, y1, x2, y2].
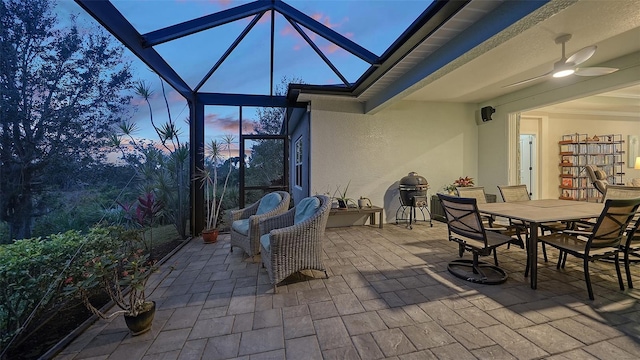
[294, 197, 321, 224]
[594, 169, 607, 180]
[256, 192, 283, 215]
[232, 219, 249, 235]
[260, 233, 271, 252]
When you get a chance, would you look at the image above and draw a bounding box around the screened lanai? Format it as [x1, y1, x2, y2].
[5, 0, 640, 358]
[73, 0, 472, 235]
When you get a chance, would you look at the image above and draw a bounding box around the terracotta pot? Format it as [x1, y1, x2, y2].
[124, 301, 155, 336]
[202, 228, 219, 243]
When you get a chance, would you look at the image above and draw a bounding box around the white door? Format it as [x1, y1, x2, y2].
[519, 134, 537, 199]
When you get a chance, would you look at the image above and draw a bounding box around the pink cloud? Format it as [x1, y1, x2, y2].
[168, 90, 185, 102]
[208, 0, 233, 7]
[322, 43, 341, 54]
[310, 13, 348, 30]
[257, 10, 271, 24]
[280, 24, 295, 36]
[279, 13, 353, 54]
[130, 97, 148, 107]
[204, 113, 257, 134]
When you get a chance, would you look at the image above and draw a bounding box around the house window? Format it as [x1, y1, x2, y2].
[295, 137, 303, 188]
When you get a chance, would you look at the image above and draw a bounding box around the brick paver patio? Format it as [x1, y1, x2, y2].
[55, 221, 640, 359]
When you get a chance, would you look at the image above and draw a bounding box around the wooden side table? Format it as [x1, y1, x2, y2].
[329, 206, 383, 228]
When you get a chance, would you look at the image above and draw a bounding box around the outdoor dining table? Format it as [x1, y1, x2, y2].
[477, 199, 604, 289]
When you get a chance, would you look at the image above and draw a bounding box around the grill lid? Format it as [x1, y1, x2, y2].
[399, 172, 429, 189]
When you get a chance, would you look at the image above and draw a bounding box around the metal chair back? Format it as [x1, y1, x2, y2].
[588, 198, 640, 249]
[438, 194, 487, 247]
[498, 185, 530, 202]
[604, 185, 640, 200]
[455, 186, 488, 204]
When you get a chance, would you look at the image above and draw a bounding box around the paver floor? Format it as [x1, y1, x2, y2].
[55, 221, 640, 359]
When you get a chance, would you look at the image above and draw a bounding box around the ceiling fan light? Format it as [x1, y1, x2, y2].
[553, 68, 575, 78]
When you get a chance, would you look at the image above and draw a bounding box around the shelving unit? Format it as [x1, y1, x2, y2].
[559, 133, 625, 202]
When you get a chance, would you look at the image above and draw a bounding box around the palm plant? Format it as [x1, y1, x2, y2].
[195, 135, 235, 231]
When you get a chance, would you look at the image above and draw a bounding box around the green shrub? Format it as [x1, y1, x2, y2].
[0, 226, 122, 354]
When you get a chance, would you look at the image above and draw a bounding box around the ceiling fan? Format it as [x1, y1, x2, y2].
[504, 34, 618, 88]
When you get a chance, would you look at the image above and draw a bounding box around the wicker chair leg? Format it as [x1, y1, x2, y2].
[542, 243, 548, 262]
[230, 246, 233, 253]
[324, 270, 329, 279]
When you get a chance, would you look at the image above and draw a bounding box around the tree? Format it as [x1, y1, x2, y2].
[0, 0, 133, 240]
[111, 80, 190, 239]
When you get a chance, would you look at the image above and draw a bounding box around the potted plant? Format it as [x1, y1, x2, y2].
[195, 135, 234, 243]
[62, 226, 165, 335]
[332, 181, 357, 209]
[444, 176, 474, 194]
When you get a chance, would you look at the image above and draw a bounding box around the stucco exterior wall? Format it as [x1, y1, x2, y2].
[308, 98, 478, 223]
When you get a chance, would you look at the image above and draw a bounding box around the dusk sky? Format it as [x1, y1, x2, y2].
[56, 0, 432, 153]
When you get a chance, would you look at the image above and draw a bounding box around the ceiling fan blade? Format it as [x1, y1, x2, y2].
[566, 45, 597, 66]
[574, 67, 619, 76]
[503, 71, 552, 88]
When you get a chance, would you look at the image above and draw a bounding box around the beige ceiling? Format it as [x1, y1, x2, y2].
[401, 0, 640, 117]
[527, 83, 640, 117]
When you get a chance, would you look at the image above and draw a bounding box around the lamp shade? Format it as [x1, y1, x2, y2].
[635, 156, 640, 170]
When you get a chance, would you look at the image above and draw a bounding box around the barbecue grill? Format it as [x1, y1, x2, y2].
[396, 172, 433, 228]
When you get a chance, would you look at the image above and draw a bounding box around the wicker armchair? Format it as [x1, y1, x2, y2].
[230, 191, 290, 259]
[259, 195, 331, 293]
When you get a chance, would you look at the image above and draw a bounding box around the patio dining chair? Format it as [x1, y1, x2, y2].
[497, 184, 566, 268]
[622, 215, 640, 289]
[438, 194, 514, 285]
[570, 185, 640, 287]
[571, 185, 640, 232]
[230, 191, 290, 260]
[538, 198, 640, 300]
[259, 195, 331, 293]
[456, 186, 525, 256]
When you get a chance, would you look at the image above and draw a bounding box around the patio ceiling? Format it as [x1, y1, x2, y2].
[366, 0, 640, 115]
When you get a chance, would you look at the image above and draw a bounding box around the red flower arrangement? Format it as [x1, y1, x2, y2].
[444, 176, 475, 193]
